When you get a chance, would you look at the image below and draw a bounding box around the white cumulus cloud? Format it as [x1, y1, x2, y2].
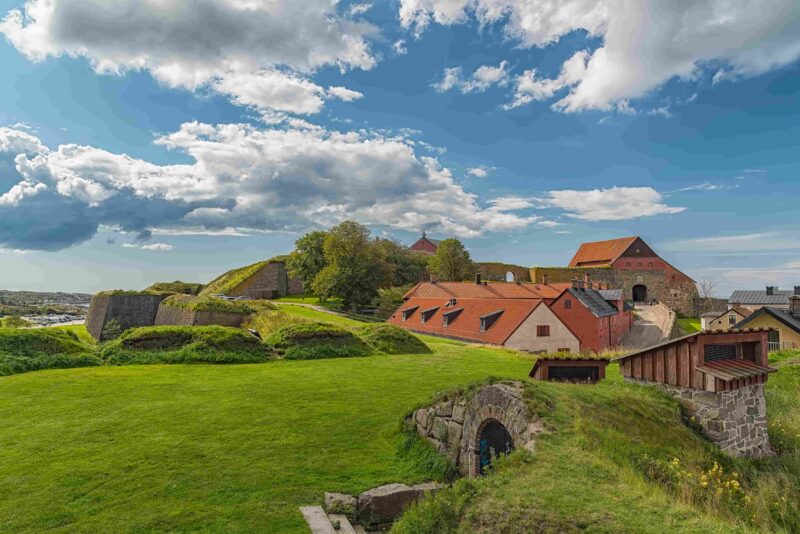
[434, 61, 510, 93]
[402, 0, 800, 112]
[0, 124, 542, 250]
[537, 186, 685, 221]
[0, 0, 376, 116]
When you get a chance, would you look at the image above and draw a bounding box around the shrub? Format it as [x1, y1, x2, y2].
[101, 318, 123, 341]
[100, 326, 272, 365]
[0, 316, 32, 328]
[357, 324, 431, 354]
[265, 322, 372, 360]
[0, 328, 100, 376]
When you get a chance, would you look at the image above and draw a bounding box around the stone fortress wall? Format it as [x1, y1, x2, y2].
[531, 267, 698, 316]
[86, 293, 168, 341]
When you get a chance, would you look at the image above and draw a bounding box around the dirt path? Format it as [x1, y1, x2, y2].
[621, 304, 673, 350]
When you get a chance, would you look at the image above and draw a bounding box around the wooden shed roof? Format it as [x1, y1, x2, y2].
[696, 359, 775, 382]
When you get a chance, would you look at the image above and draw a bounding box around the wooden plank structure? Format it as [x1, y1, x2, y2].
[529, 358, 610, 383]
[615, 328, 775, 393]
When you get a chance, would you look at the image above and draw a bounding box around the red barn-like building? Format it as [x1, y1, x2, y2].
[550, 282, 633, 353]
[409, 232, 440, 254]
[533, 236, 699, 314]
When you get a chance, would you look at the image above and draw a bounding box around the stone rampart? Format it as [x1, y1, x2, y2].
[530, 267, 698, 315]
[86, 293, 167, 341]
[154, 303, 249, 328]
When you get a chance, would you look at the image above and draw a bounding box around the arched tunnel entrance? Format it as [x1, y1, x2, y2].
[632, 284, 648, 303]
[478, 420, 514, 474]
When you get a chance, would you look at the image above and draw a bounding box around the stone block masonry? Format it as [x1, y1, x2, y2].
[86, 293, 167, 341]
[411, 382, 544, 477]
[628, 379, 773, 458]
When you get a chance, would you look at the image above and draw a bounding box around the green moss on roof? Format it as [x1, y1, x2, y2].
[161, 294, 255, 315]
[200, 256, 288, 296]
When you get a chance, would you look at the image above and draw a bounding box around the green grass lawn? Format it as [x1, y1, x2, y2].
[0, 339, 535, 533]
[275, 303, 365, 328]
[678, 316, 701, 334]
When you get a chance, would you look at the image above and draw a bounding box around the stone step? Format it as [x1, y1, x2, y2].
[299, 506, 336, 534]
[326, 513, 357, 534]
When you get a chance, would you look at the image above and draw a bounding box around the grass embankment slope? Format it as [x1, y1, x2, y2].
[394, 350, 800, 534]
[2, 304, 799, 533]
[0, 328, 99, 376]
[0, 338, 534, 533]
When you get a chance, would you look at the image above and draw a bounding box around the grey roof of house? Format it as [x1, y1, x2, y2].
[728, 290, 792, 305]
[735, 306, 800, 333]
[568, 288, 619, 318]
[598, 289, 623, 301]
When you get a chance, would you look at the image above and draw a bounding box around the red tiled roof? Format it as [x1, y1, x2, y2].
[387, 297, 542, 345]
[404, 281, 571, 300]
[568, 236, 638, 267]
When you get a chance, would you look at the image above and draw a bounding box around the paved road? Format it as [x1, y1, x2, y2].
[621, 304, 672, 350]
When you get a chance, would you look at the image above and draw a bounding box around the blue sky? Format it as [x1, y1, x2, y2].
[0, 0, 799, 295]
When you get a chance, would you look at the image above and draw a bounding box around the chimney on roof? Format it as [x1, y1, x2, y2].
[542, 273, 548, 285]
[795, 286, 800, 296]
[790, 295, 800, 313]
[475, 273, 482, 285]
[766, 286, 776, 296]
[571, 277, 579, 289]
[584, 273, 592, 289]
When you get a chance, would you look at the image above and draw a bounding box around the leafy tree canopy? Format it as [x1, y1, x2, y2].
[286, 230, 328, 287]
[427, 238, 475, 282]
[311, 221, 392, 309]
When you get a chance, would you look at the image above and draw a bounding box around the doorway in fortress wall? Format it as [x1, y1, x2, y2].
[632, 284, 648, 303]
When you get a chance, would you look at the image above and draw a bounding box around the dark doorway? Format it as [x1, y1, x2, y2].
[479, 421, 514, 474]
[632, 284, 648, 302]
[548, 365, 600, 382]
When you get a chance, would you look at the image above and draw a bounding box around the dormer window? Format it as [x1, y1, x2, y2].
[442, 307, 463, 327]
[420, 306, 439, 324]
[401, 305, 419, 321]
[564, 299, 572, 309]
[480, 310, 504, 332]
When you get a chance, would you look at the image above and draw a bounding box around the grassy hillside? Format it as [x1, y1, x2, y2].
[394, 352, 800, 534]
[0, 339, 534, 533]
[2, 311, 799, 532]
[678, 316, 702, 334]
[0, 328, 100, 376]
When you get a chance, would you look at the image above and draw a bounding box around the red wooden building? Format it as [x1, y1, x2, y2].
[550, 276, 632, 353]
[409, 232, 440, 254]
[615, 329, 775, 393]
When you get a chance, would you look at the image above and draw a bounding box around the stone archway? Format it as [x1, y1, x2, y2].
[410, 381, 544, 478]
[632, 284, 648, 302]
[505, 271, 515, 283]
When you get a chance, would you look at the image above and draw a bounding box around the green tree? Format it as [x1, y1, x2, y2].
[311, 221, 392, 310]
[427, 238, 475, 281]
[0, 316, 32, 328]
[286, 230, 328, 288]
[374, 238, 428, 286]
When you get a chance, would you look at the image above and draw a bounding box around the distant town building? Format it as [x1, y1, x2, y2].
[408, 231, 440, 254]
[728, 286, 800, 313]
[700, 307, 752, 332]
[734, 293, 800, 352]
